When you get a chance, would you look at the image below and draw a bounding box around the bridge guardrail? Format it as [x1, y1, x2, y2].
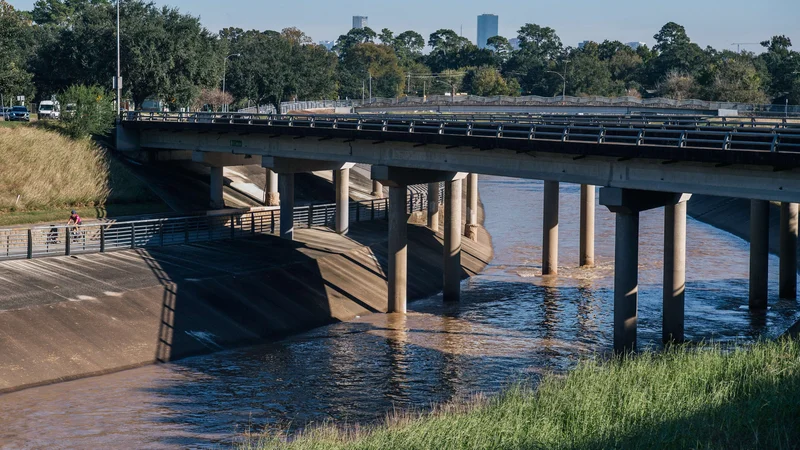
[0, 193, 432, 261]
[123, 112, 800, 153]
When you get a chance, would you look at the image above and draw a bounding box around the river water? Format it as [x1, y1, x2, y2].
[1, 177, 798, 449]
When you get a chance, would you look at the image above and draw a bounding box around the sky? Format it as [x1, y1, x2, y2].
[10, 0, 800, 52]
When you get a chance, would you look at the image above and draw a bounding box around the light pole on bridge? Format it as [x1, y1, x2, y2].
[546, 59, 570, 104]
[222, 53, 241, 113]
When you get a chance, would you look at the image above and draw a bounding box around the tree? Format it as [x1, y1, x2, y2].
[378, 28, 394, 45]
[463, 66, 516, 96]
[516, 24, 563, 60]
[486, 36, 513, 64]
[337, 43, 404, 99]
[653, 22, 691, 52]
[59, 84, 115, 138]
[703, 56, 768, 103]
[427, 29, 472, 71]
[0, 1, 36, 103]
[334, 27, 377, 55]
[645, 22, 707, 87]
[656, 71, 699, 100]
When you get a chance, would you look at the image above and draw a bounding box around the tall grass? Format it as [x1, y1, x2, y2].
[0, 125, 109, 211]
[241, 339, 800, 450]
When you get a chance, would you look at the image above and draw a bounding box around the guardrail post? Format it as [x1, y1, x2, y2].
[271, 210, 275, 234]
[27, 229, 33, 259]
[130, 223, 136, 249]
[65, 227, 71, 256]
[230, 214, 236, 240]
[100, 226, 106, 253]
[159, 222, 165, 246]
[371, 200, 375, 221]
[308, 205, 314, 228]
[251, 212, 256, 234]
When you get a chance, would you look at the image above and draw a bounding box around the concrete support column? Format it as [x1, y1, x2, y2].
[580, 184, 595, 267]
[372, 180, 384, 198]
[614, 211, 640, 354]
[209, 166, 224, 209]
[464, 173, 479, 241]
[265, 169, 280, 206]
[542, 181, 559, 275]
[427, 182, 440, 232]
[750, 200, 770, 310]
[388, 186, 408, 313]
[335, 168, 350, 235]
[663, 202, 687, 344]
[279, 173, 295, 241]
[780, 202, 798, 300]
[444, 179, 463, 302]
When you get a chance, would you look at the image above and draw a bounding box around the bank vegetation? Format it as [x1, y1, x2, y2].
[240, 339, 800, 450]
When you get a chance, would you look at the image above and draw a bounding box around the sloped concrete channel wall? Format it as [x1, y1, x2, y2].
[0, 213, 492, 393]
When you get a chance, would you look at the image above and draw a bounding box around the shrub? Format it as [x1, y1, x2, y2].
[59, 84, 116, 138]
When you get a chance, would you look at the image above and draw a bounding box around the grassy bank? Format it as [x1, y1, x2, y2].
[241, 339, 800, 449]
[0, 123, 166, 225]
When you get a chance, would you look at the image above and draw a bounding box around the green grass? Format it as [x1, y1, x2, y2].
[0, 203, 170, 227]
[240, 339, 800, 450]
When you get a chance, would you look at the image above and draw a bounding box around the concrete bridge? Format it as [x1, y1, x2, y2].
[117, 112, 800, 353]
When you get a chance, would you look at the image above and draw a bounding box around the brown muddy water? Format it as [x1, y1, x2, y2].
[0, 176, 797, 449]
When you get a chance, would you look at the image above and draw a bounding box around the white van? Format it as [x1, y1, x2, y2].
[38, 100, 60, 120]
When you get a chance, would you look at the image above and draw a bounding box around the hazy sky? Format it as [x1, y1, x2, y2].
[10, 0, 800, 51]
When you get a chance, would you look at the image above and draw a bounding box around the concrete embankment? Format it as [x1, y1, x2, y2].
[0, 221, 492, 394]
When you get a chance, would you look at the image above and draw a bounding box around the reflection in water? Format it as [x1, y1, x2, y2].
[0, 177, 798, 448]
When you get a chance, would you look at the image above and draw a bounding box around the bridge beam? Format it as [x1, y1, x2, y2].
[279, 173, 295, 240]
[335, 168, 350, 235]
[601, 187, 691, 354]
[664, 196, 691, 344]
[750, 200, 771, 310]
[371, 166, 467, 188]
[428, 182, 440, 232]
[192, 151, 261, 167]
[542, 181, 559, 275]
[780, 203, 798, 300]
[444, 178, 463, 302]
[465, 173, 479, 242]
[388, 185, 408, 313]
[265, 169, 279, 206]
[580, 184, 595, 267]
[262, 156, 355, 174]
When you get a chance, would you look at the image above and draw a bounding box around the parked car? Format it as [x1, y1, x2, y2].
[38, 100, 60, 120]
[0, 107, 10, 120]
[8, 106, 30, 122]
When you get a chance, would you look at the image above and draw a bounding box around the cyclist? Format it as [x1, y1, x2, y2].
[67, 210, 83, 239]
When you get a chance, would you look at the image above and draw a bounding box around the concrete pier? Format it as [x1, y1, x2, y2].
[388, 186, 408, 313]
[265, 169, 280, 206]
[428, 182, 440, 232]
[750, 200, 770, 310]
[464, 173, 479, 241]
[780, 202, 798, 299]
[542, 181, 559, 275]
[209, 166, 224, 209]
[614, 211, 640, 353]
[335, 168, 350, 235]
[663, 201, 687, 343]
[444, 179, 463, 302]
[279, 173, 295, 240]
[372, 181, 384, 198]
[580, 184, 595, 267]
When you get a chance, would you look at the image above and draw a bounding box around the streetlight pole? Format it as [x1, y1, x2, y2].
[222, 53, 241, 113]
[369, 73, 372, 104]
[116, 0, 121, 117]
[546, 59, 570, 104]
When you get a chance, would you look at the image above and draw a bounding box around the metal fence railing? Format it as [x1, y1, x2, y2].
[0, 192, 435, 262]
[124, 112, 800, 153]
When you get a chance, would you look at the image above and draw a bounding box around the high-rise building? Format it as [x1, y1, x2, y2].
[352, 16, 368, 30]
[626, 41, 646, 50]
[477, 14, 499, 49]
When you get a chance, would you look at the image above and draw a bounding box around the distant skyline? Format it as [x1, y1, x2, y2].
[9, 0, 799, 52]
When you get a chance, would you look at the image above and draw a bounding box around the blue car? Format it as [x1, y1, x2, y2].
[8, 106, 30, 122]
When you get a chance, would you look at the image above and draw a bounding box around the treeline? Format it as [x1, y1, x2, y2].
[1, 0, 799, 112]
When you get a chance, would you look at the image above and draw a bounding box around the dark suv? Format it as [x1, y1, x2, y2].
[8, 106, 30, 122]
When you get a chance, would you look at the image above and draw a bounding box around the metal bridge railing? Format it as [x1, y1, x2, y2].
[124, 112, 800, 153]
[0, 193, 433, 262]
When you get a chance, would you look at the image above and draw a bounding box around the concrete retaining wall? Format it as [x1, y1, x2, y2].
[0, 222, 492, 394]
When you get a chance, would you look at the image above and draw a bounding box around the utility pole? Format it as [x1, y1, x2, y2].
[362, 80, 365, 103]
[369, 73, 372, 103]
[546, 60, 570, 104]
[222, 53, 241, 113]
